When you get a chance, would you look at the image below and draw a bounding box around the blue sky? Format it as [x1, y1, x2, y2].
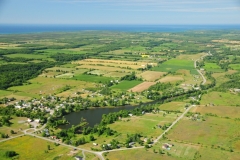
[0, 0, 240, 24]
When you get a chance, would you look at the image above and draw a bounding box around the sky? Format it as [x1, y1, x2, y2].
[0, 0, 240, 25]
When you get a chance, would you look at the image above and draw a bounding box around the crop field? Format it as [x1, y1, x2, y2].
[103, 71, 129, 78]
[76, 64, 132, 72]
[73, 59, 157, 70]
[137, 71, 166, 81]
[111, 80, 142, 91]
[128, 82, 156, 92]
[191, 105, 240, 118]
[200, 91, 240, 106]
[203, 62, 224, 72]
[73, 74, 112, 83]
[176, 53, 205, 61]
[167, 116, 240, 151]
[229, 64, 240, 70]
[158, 75, 184, 83]
[151, 59, 198, 75]
[0, 136, 75, 160]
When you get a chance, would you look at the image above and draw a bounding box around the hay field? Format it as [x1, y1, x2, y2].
[8, 77, 95, 96]
[191, 105, 240, 118]
[158, 76, 184, 83]
[158, 101, 186, 112]
[176, 53, 206, 61]
[200, 91, 240, 106]
[0, 135, 74, 160]
[167, 116, 240, 151]
[128, 82, 156, 92]
[137, 71, 166, 81]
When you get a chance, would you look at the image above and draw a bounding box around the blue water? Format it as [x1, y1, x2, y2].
[0, 24, 240, 34]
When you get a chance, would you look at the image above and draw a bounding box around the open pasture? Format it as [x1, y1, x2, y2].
[137, 71, 166, 82]
[158, 101, 186, 112]
[167, 116, 240, 151]
[105, 148, 176, 160]
[111, 80, 142, 91]
[8, 77, 95, 97]
[0, 135, 74, 160]
[128, 82, 156, 92]
[191, 105, 240, 118]
[152, 59, 198, 75]
[200, 91, 240, 106]
[108, 113, 176, 141]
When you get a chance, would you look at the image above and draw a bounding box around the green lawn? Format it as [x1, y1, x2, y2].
[111, 80, 142, 91]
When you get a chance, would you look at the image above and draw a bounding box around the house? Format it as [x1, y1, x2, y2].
[27, 118, 33, 122]
[162, 144, 170, 150]
[15, 105, 22, 109]
[129, 142, 135, 146]
[93, 143, 98, 146]
[35, 119, 40, 123]
[75, 156, 83, 160]
[128, 114, 133, 117]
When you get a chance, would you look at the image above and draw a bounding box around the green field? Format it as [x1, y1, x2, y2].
[200, 91, 240, 106]
[152, 59, 198, 74]
[111, 80, 142, 91]
[203, 62, 224, 72]
[73, 74, 112, 83]
[0, 136, 75, 160]
[229, 64, 240, 70]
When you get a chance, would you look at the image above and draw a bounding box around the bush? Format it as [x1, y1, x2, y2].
[5, 151, 17, 157]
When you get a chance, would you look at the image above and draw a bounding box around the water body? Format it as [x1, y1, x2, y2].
[61, 105, 137, 129]
[1, 24, 240, 34]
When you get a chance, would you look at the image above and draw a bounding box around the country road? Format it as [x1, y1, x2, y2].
[194, 53, 209, 85]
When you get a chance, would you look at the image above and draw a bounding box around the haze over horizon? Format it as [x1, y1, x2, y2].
[0, 0, 240, 25]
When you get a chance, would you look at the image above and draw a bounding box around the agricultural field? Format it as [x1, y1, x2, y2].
[111, 80, 142, 91]
[128, 82, 156, 92]
[191, 105, 240, 119]
[0, 136, 76, 160]
[108, 112, 178, 141]
[137, 71, 166, 82]
[167, 116, 240, 152]
[200, 91, 240, 106]
[158, 101, 186, 112]
[203, 62, 224, 72]
[229, 64, 240, 70]
[151, 59, 198, 75]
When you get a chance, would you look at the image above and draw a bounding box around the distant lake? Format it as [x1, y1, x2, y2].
[1, 24, 240, 34]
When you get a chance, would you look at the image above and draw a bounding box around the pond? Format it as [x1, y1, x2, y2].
[61, 105, 138, 129]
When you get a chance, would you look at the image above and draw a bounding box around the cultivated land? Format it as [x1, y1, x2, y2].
[1, 30, 240, 159]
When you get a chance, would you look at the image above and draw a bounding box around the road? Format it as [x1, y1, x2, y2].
[153, 105, 195, 143]
[194, 53, 209, 85]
